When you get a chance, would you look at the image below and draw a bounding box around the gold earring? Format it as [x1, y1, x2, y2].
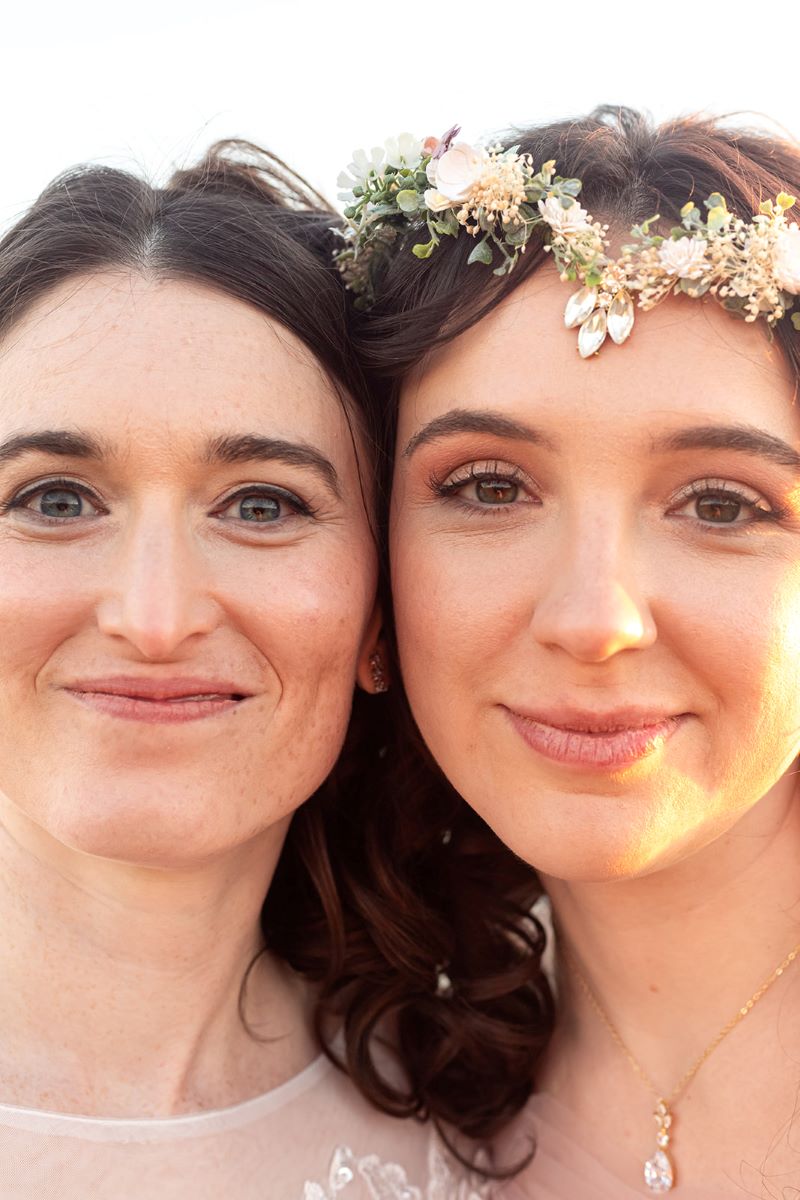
[369, 651, 389, 694]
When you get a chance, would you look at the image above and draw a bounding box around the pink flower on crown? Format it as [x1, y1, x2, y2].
[773, 224, 800, 293]
[658, 236, 708, 279]
[426, 141, 483, 203]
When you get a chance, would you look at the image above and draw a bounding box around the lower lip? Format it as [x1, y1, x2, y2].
[505, 709, 683, 770]
[65, 691, 245, 724]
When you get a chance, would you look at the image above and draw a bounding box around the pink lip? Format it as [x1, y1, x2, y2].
[504, 706, 685, 770]
[62, 677, 253, 725]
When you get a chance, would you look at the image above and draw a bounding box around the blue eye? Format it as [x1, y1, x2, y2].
[237, 495, 281, 522]
[38, 487, 85, 519]
[216, 486, 310, 525]
[3, 480, 102, 521]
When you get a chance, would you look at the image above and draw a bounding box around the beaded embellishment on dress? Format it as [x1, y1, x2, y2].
[303, 1138, 491, 1200]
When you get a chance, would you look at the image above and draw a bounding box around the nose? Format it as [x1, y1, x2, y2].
[96, 500, 220, 660]
[531, 517, 656, 663]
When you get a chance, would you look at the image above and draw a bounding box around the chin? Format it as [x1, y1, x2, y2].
[486, 792, 704, 885]
[13, 772, 290, 869]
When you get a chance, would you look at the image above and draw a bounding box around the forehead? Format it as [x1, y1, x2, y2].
[399, 265, 799, 446]
[0, 272, 349, 450]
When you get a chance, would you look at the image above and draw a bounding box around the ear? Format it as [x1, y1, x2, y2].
[356, 603, 390, 695]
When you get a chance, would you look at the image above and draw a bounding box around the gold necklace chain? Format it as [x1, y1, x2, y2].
[563, 941, 800, 1194]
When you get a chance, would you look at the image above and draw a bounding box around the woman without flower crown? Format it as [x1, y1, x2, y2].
[0, 142, 507, 1199]
[346, 107, 800, 1196]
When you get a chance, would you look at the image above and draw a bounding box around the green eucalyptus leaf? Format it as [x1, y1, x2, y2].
[504, 223, 528, 246]
[559, 178, 582, 197]
[706, 206, 727, 233]
[704, 193, 727, 211]
[468, 238, 494, 266]
[396, 189, 420, 214]
[433, 209, 460, 237]
[412, 240, 436, 259]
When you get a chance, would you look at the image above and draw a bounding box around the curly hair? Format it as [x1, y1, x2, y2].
[333, 105, 800, 1155]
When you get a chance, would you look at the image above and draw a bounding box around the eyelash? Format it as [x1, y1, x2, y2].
[430, 464, 789, 529]
[669, 478, 789, 527]
[0, 478, 315, 527]
[430, 461, 537, 514]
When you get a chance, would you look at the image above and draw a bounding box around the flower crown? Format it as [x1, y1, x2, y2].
[335, 127, 800, 356]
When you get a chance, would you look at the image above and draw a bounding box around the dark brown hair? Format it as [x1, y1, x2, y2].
[0, 141, 552, 1153]
[339, 106, 800, 1146]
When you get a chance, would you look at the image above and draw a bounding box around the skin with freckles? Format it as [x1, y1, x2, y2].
[0, 270, 379, 1117]
[391, 266, 800, 882]
[390, 264, 800, 1187]
[0, 272, 378, 867]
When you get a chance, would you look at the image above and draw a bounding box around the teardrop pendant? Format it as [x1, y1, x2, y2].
[564, 286, 597, 329]
[644, 1100, 675, 1193]
[577, 308, 607, 358]
[607, 289, 635, 344]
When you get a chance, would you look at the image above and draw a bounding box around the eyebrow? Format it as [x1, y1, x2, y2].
[654, 424, 800, 470]
[0, 430, 109, 466]
[0, 428, 341, 496]
[403, 409, 557, 458]
[203, 434, 341, 496]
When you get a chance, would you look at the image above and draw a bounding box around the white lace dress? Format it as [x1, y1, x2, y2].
[0, 1052, 490, 1199]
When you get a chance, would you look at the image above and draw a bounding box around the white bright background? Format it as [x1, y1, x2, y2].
[1, 0, 796, 230]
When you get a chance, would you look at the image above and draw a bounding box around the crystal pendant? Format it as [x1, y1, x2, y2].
[564, 286, 597, 328]
[645, 1100, 675, 1192]
[644, 1148, 674, 1193]
[607, 289, 635, 344]
[578, 308, 607, 358]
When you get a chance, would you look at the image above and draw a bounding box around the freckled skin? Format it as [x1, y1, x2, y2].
[0, 272, 379, 869]
[390, 265, 800, 882]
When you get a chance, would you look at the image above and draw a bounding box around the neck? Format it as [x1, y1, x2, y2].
[541, 777, 800, 1097]
[0, 794, 317, 1117]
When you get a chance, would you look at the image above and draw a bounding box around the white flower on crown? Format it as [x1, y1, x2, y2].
[772, 223, 800, 293]
[657, 236, 709, 279]
[384, 132, 423, 170]
[425, 142, 484, 203]
[424, 189, 455, 213]
[337, 146, 386, 201]
[538, 196, 591, 235]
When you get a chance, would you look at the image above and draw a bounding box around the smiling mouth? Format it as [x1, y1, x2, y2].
[64, 685, 251, 725]
[504, 708, 686, 770]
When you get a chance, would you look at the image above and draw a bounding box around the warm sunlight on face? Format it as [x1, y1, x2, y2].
[0, 273, 377, 868]
[390, 265, 800, 882]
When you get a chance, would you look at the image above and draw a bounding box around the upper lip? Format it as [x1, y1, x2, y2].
[62, 677, 254, 701]
[506, 705, 683, 733]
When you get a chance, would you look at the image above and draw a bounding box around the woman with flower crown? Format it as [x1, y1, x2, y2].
[339, 107, 800, 1196]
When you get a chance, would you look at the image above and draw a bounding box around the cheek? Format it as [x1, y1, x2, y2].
[0, 548, 93, 691]
[392, 524, 526, 733]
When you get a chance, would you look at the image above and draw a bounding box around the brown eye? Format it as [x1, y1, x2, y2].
[695, 494, 742, 523]
[475, 480, 519, 505]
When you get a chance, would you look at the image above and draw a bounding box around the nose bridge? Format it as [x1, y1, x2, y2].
[97, 493, 216, 659]
[532, 497, 656, 661]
